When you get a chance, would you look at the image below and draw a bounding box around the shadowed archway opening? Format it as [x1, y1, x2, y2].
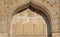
[8, 3, 52, 37]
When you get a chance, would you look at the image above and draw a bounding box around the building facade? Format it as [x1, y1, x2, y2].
[0, 0, 60, 37]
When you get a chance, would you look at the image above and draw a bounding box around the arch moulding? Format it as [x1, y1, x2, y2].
[7, 1, 53, 37]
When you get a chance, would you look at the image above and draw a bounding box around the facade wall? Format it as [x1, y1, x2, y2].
[0, 0, 60, 37]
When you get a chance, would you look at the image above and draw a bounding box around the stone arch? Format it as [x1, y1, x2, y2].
[7, 2, 52, 37]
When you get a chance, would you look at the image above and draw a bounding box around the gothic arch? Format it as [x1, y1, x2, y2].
[7, 2, 52, 37]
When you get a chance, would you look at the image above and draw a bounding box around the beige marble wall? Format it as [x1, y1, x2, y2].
[0, 0, 59, 37]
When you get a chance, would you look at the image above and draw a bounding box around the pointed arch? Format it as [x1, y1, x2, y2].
[7, 2, 52, 37]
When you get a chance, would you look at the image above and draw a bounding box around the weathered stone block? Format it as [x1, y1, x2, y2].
[0, 33, 8, 37]
[52, 33, 60, 37]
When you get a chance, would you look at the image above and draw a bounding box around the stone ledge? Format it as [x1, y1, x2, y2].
[9, 36, 48, 37]
[0, 33, 8, 37]
[52, 33, 60, 37]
